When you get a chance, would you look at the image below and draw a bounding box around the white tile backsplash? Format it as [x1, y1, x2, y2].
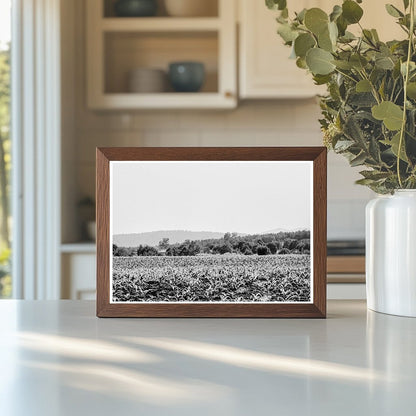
[74, 101, 370, 240]
[328, 199, 368, 240]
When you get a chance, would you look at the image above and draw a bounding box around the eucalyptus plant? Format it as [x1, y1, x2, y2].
[266, 0, 416, 193]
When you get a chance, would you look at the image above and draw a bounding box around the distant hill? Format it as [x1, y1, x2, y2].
[261, 227, 309, 234]
[113, 230, 227, 247]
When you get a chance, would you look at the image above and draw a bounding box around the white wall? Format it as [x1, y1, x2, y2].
[63, 0, 374, 243]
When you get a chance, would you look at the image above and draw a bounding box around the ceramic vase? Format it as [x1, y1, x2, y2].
[366, 190, 416, 317]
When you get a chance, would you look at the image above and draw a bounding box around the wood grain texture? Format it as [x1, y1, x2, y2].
[96, 147, 327, 318]
[327, 256, 365, 274]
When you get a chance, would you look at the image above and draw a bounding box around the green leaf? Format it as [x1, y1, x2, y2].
[318, 27, 334, 52]
[306, 48, 335, 75]
[355, 178, 377, 186]
[342, 0, 364, 24]
[385, 4, 404, 18]
[350, 54, 368, 70]
[277, 23, 298, 43]
[399, 14, 411, 29]
[296, 8, 307, 23]
[372, 101, 404, 131]
[328, 21, 338, 45]
[382, 132, 409, 162]
[363, 29, 376, 46]
[350, 152, 367, 167]
[375, 55, 395, 70]
[339, 31, 356, 43]
[401, 61, 416, 76]
[360, 170, 391, 181]
[313, 74, 332, 85]
[348, 92, 377, 107]
[369, 136, 382, 163]
[330, 5, 342, 22]
[407, 82, 416, 99]
[304, 8, 329, 35]
[294, 33, 316, 58]
[336, 15, 348, 36]
[333, 60, 353, 70]
[266, 0, 287, 11]
[371, 29, 380, 42]
[356, 79, 372, 92]
[334, 140, 355, 151]
[296, 57, 308, 69]
[344, 115, 367, 147]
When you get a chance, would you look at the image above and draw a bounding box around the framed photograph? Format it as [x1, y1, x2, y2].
[96, 147, 327, 318]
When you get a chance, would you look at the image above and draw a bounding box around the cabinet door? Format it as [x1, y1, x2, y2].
[238, 0, 403, 99]
[62, 253, 96, 300]
[239, 0, 327, 99]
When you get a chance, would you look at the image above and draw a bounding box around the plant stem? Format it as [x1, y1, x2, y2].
[334, 68, 358, 84]
[397, 0, 415, 188]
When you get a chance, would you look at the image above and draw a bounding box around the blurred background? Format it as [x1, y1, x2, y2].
[1, 0, 404, 300]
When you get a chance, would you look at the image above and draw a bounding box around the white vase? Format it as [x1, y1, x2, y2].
[366, 190, 416, 317]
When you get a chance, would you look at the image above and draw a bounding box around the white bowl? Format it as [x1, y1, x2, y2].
[164, 0, 217, 17]
[128, 68, 167, 93]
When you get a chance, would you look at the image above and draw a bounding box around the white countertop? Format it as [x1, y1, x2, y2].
[0, 300, 415, 415]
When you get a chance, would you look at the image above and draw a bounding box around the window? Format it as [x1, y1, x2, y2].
[0, 0, 11, 298]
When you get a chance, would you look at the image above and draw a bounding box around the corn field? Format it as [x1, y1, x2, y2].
[112, 254, 311, 302]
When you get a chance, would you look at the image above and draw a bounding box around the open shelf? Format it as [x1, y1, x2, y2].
[87, 0, 236, 109]
[91, 92, 234, 109]
[103, 0, 219, 18]
[61, 243, 96, 254]
[102, 17, 220, 32]
[104, 31, 218, 94]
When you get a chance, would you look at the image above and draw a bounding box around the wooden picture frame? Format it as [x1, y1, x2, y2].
[96, 147, 327, 318]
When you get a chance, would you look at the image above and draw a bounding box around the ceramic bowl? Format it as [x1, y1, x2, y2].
[168, 62, 205, 92]
[164, 0, 218, 17]
[114, 0, 158, 17]
[128, 68, 167, 93]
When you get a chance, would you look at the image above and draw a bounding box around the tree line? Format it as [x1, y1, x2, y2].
[113, 230, 310, 257]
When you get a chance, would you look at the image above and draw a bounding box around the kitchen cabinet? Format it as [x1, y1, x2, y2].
[238, 0, 404, 99]
[86, 0, 237, 109]
[238, 0, 326, 99]
[61, 245, 96, 300]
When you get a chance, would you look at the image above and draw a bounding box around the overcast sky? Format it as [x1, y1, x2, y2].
[111, 161, 312, 235]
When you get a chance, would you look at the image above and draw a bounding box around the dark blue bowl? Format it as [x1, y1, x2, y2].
[168, 62, 205, 93]
[114, 0, 157, 17]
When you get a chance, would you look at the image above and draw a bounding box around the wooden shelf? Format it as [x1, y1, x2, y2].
[86, 0, 237, 110]
[327, 256, 365, 274]
[61, 243, 96, 254]
[89, 92, 235, 110]
[101, 17, 221, 32]
[327, 256, 365, 284]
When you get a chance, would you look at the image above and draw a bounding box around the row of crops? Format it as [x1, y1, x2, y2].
[112, 254, 311, 302]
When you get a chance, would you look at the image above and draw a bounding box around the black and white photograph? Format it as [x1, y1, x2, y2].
[110, 161, 313, 303]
